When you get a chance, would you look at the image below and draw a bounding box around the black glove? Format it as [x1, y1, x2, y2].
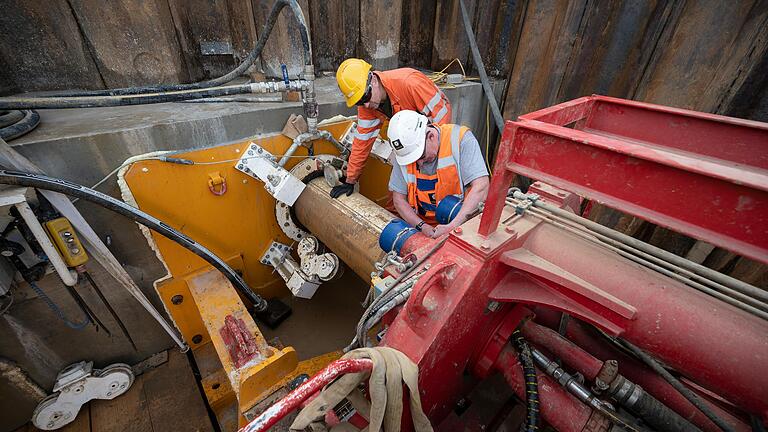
[330, 179, 355, 198]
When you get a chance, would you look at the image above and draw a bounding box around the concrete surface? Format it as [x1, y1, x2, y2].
[0, 76, 505, 420]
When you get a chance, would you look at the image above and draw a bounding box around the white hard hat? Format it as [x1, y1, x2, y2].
[388, 110, 428, 165]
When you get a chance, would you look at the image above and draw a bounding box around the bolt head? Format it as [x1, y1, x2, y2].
[453, 227, 462, 235]
[480, 242, 490, 250]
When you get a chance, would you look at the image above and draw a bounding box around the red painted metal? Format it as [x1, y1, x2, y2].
[257, 98, 767, 431]
[479, 95, 768, 264]
[239, 358, 373, 432]
[489, 221, 768, 415]
[495, 346, 609, 432]
[531, 307, 751, 432]
[220, 315, 259, 368]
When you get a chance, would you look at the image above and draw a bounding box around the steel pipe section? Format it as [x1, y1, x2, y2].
[293, 178, 394, 281]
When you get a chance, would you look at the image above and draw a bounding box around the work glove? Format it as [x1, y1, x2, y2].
[330, 178, 355, 199]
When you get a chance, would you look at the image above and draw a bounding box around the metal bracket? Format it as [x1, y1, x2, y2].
[260, 236, 339, 299]
[235, 143, 306, 206]
[259, 241, 292, 266]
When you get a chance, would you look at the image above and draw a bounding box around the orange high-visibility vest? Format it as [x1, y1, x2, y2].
[400, 124, 467, 224]
[346, 68, 452, 183]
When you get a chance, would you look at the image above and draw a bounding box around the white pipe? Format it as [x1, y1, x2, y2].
[14, 201, 78, 286]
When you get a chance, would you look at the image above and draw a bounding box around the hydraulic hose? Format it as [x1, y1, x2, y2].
[0, 170, 268, 312]
[617, 338, 736, 432]
[0, 84, 256, 110]
[512, 329, 540, 432]
[37, 0, 312, 98]
[0, 110, 40, 141]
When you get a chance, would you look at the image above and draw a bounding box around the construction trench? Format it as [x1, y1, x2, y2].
[0, 1, 767, 431]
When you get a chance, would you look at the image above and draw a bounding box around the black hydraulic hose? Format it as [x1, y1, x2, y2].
[0, 110, 24, 128]
[37, 0, 311, 98]
[618, 338, 736, 432]
[0, 170, 268, 312]
[630, 390, 701, 432]
[512, 329, 540, 432]
[0, 110, 40, 140]
[0, 84, 255, 110]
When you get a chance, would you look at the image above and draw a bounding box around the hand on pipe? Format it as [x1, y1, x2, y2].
[432, 224, 454, 238]
[330, 178, 355, 198]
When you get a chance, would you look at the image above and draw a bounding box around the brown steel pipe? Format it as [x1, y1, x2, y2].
[293, 178, 394, 281]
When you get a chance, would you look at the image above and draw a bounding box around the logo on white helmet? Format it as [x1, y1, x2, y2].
[391, 139, 404, 150]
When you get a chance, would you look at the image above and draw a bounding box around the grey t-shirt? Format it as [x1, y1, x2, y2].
[388, 130, 489, 195]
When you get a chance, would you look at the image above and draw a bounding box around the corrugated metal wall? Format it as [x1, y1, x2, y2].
[0, 0, 766, 286]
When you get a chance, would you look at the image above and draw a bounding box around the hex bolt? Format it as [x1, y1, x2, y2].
[454, 227, 463, 235]
[480, 242, 491, 250]
[171, 295, 183, 305]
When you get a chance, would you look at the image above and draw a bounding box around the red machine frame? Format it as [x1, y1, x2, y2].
[243, 97, 768, 432]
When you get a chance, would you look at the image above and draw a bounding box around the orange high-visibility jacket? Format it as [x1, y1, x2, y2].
[400, 124, 467, 224]
[346, 68, 452, 183]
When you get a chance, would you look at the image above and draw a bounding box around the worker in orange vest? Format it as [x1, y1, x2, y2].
[331, 58, 452, 198]
[386, 110, 489, 238]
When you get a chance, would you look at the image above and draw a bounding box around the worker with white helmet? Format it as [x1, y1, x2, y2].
[387, 110, 489, 238]
[331, 58, 452, 198]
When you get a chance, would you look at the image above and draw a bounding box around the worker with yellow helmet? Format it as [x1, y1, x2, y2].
[330, 58, 452, 198]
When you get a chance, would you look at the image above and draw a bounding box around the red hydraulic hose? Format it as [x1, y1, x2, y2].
[239, 358, 374, 432]
[495, 346, 608, 432]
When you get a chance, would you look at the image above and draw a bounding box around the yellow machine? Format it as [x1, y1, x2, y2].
[122, 119, 391, 429]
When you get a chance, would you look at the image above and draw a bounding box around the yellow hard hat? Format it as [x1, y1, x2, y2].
[336, 58, 372, 107]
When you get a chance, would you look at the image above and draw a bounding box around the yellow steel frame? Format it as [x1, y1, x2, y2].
[122, 119, 391, 428]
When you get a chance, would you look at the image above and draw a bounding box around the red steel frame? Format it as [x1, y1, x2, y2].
[243, 97, 768, 432]
[480, 95, 768, 264]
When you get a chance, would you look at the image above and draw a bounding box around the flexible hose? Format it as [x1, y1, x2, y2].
[618, 338, 736, 432]
[630, 390, 701, 432]
[512, 329, 540, 432]
[0, 170, 268, 312]
[27, 0, 311, 98]
[0, 110, 24, 128]
[0, 110, 40, 140]
[0, 84, 256, 110]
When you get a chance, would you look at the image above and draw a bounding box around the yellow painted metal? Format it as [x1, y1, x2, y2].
[121, 118, 393, 429]
[123, 119, 391, 300]
[186, 267, 298, 423]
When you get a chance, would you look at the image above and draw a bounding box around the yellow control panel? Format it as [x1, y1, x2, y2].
[45, 217, 89, 267]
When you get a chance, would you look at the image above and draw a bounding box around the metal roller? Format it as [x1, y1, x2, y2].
[293, 178, 393, 281]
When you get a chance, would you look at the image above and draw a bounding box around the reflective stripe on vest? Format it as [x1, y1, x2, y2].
[400, 124, 467, 222]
